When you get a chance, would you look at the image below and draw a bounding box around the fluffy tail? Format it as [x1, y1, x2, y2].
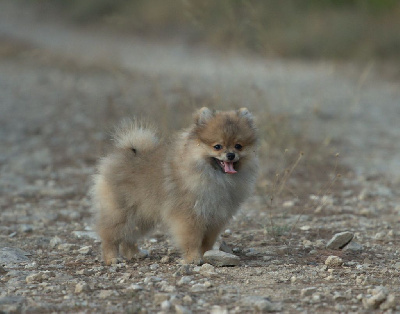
[112, 118, 159, 153]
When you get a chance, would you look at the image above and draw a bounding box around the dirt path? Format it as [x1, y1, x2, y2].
[0, 2, 399, 313]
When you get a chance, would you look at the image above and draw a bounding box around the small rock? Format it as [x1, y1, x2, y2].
[161, 300, 171, 310]
[203, 250, 240, 266]
[333, 292, 347, 302]
[303, 240, 313, 248]
[241, 296, 282, 312]
[343, 242, 363, 253]
[150, 263, 159, 271]
[219, 241, 233, 254]
[128, 284, 143, 291]
[380, 294, 396, 310]
[362, 286, 388, 309]
[154, 293, 169, 304]
[78, 246, 92, 255]
[75, 282, 90, 293]
[191, 283, 207, 292]
[182, 295, 193, 305]
[175, 304, 191, 314]
[301, 287, 317, 297]
[26, 272, 43, 283]
[325, 255, 343, 267]
[160, 256, 170, 263]
[49, 236, 63, 248]
[137, 248, 149, 259]
[174, 264, 193, 276]
[99, 290, 114, 299]
[19, 224, 33, 233]
[72, 231, 99, 240]
[283, 200, 295, 208]
[326, 231, 353, 249]
[177, 276, 192, 285]
[200, 263, 216, 276]
[374, 232, 385, 240]
[314, 239, 325, 249]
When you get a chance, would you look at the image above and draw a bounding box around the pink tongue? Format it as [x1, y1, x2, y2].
[224, 161, 237, 174]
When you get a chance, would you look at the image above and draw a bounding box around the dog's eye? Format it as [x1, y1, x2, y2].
[213, 144, 223, 150]
[235, 144, 243, 150]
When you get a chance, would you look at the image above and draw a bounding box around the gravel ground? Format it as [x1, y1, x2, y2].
[1, 2, 400, 313]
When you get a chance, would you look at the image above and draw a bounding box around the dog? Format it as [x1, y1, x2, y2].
[92, 107, 259, 265]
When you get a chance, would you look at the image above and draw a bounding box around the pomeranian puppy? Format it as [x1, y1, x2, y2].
[92, 107, 258, 265]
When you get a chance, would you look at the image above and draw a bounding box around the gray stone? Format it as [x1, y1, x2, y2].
[0, 247, 30, 266]
[191, 283, 207, 292]
[18, 224, 33, 233]
[203, 250, 240, 267]
[242, 296, 282, 312]
[177, 276, 192, 285]
[149, 263, 159, 270]
[301, 287, 317, 297]
[326, 231, 353, 249]
[343, 241, 363, 253]
[219, 241, 233, 254]
[174, 264, 193, 277]
[128, 284, 143, 291]
[72, 231, 99, 240]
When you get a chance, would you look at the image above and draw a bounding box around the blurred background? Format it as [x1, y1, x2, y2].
[40, 0, 400, 63]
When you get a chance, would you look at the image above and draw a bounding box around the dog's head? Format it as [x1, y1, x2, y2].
[190, 107, 258, 174]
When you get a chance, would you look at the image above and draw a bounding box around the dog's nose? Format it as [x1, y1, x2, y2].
[226, 153, 235, 161]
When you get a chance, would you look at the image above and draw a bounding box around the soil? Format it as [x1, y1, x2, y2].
[0, 2, 399, 313]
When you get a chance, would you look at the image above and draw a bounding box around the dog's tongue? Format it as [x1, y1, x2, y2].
[224, 161, 237, 174]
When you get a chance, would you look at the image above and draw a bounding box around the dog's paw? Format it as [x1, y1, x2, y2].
[183, 256, 204, 266]
[104, 257, 121, 266]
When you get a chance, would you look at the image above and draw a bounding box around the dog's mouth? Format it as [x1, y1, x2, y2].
[213, 158, 237, 174]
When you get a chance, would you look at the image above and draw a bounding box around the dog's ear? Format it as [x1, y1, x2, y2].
[194, 107, 214, 125]
[237, 107, 253, 121]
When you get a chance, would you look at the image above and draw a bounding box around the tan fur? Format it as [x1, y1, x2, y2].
[92, 108, 259, 265]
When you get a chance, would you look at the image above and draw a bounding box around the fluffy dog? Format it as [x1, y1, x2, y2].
[92, 107, 259, 265]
